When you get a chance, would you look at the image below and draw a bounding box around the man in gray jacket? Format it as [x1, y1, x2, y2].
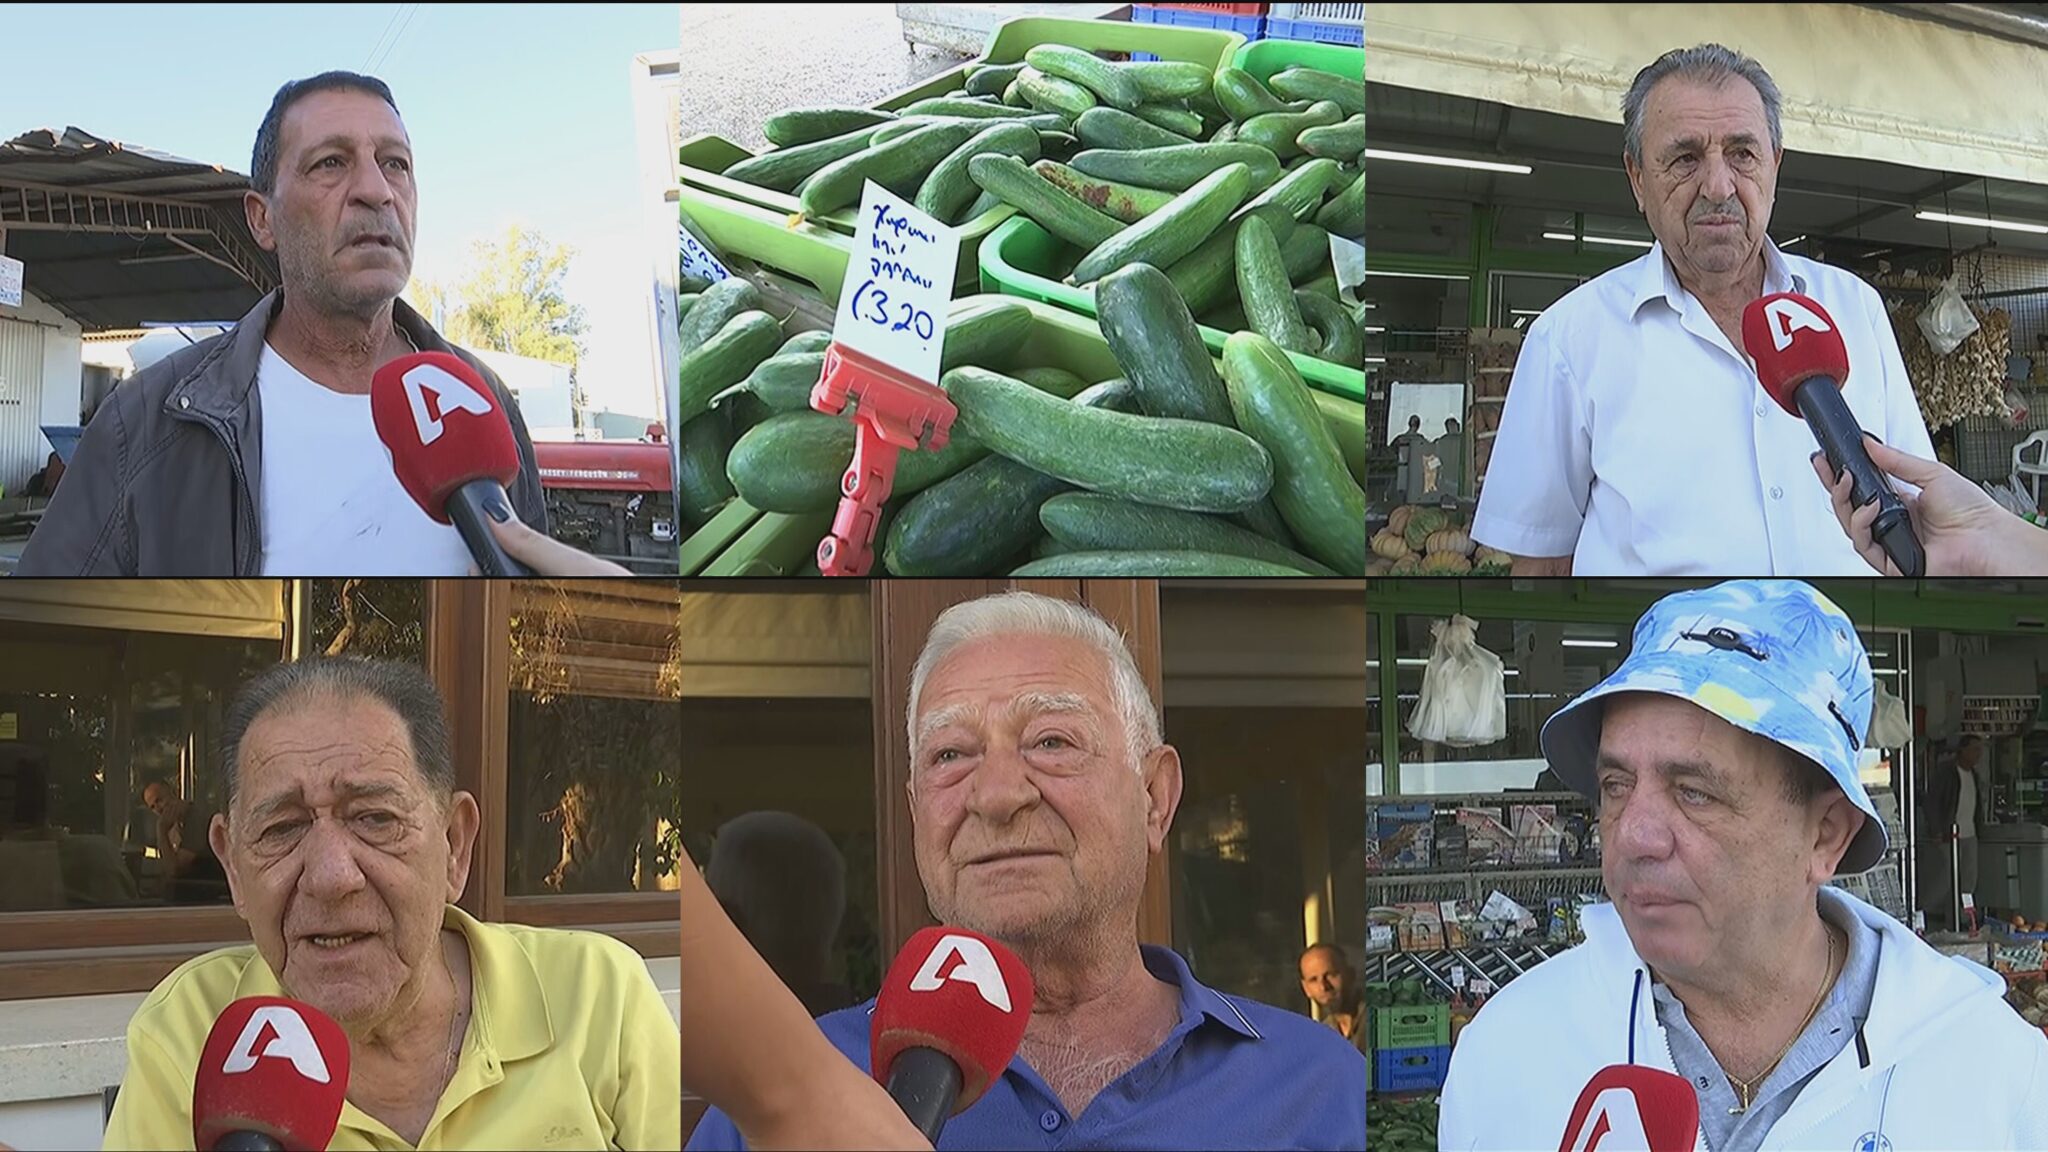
[18, 71, 550, 577]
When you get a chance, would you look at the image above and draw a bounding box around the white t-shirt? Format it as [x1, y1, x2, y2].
[256, 342, 475, 576]
[1471, 240, 1937, 575]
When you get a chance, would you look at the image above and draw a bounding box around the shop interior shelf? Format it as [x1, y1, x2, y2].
[1366, 942, 1566, 992]
[1373, 790, 1590, 807]
[1367, 864, 1603, 885]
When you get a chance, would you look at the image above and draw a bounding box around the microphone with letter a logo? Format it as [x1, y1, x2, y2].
[193, 996, 352, 1151]
[1556, 1065, 1700, 1152]
[369, 351, 532, 575]
[398, 358, 496, 447]
[871, 926, 1035, 1143]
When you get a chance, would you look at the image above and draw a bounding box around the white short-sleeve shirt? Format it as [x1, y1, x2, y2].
[1471, 241, 1936, 576]
[256, 342, 474, 576]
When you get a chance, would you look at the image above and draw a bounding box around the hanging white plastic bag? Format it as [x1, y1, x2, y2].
[1918, 275, 1981, 357]
[1408, 615, 1506, 747]
[1868, 678, 1911, 749]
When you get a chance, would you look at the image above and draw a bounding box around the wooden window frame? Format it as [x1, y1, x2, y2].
[0, 579, 680, 1001]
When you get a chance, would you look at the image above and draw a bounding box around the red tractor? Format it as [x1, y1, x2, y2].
[533, 425, 677, 573]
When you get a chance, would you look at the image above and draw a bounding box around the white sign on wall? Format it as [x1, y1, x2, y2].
[0, 255, 22, 309]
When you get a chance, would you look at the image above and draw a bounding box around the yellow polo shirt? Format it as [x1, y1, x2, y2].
[103, 905, 680, 1150]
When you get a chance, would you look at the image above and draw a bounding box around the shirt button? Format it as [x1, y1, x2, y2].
[1755, 404, 1766, 419]
[1771, 485, 1784, 500]
[1040, 1110, 1062, 1132]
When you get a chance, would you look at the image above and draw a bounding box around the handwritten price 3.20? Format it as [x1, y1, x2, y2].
[848, 278, 935, 342]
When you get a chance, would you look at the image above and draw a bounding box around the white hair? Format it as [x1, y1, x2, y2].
[907, 591, 1161, 774]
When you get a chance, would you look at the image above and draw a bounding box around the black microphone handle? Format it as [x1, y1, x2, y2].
[1793, 377, 1927, 578]
[447, 478, 533, 577]
[211, 1132, 284, 1152]
[883, 1046, 963, 1145]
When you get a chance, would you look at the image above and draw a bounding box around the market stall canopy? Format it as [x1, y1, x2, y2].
[1367, 3, 2048, 188]
[0, 127, 278, 330]
[0, 581, 284, 640]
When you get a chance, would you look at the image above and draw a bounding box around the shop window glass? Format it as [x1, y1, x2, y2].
[681, 586, 879, 1009]
[505, 582, 683, 897]
[1162, 583, 1367, 1015]
[304, 579, 426, 662]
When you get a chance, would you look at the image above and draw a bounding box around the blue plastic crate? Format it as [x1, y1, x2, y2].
[1264, 15, 1362, 46]
[1373, 1045, 1450, 1095]
[1133, 5, 1265, 59]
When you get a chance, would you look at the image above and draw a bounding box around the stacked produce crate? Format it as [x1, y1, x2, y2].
[1265, 2, 1363, 45]
[673, 14, 1367, 576]
[1133, 2, 1268, 42]
[1370, 981, 1451, 1095]
[1468, 327, 1523, 494]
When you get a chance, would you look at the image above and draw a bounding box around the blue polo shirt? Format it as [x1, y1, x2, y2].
[685, 944, 1368, 1151]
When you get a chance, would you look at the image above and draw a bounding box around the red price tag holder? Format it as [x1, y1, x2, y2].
[809, 342, 957, 576]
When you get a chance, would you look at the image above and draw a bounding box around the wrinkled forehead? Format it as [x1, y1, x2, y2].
[280, 89, 410, 160]
[1641, 73, 1770, 148]
[238, 695, 424, 800]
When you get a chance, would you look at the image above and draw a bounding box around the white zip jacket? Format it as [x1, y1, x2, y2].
[1437, 890, 2048, 1151]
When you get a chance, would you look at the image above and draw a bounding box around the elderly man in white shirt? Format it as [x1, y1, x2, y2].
[1472, 43, 1935, 577]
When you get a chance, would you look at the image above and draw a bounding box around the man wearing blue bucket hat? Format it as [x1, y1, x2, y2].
[1439, 580, 2048, 1151]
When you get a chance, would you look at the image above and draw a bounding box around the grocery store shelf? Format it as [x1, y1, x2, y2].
[1367, 942, 1570, 991]
[1368, 865, 1602, 885]
[1376, 790, 1589, 806]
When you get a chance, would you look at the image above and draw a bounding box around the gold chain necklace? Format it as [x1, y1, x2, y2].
[1726, 925, 1838, 1116]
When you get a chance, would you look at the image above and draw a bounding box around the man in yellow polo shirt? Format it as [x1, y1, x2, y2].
[103, 657, 680, 1150]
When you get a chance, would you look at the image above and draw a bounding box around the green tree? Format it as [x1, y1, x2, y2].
[434, 226, 588, 367]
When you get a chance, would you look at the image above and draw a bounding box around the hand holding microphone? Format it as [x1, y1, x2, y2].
[1812, 438, 2048, 575]
[870, 926, 1034, 1144]
[1741, 293, 1926, 577]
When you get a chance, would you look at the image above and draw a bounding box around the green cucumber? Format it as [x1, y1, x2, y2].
[1299, 115, 1365, 164]
[1221, 332, 1367, 574]
[1162, 203, 1297, 318]
[718, 389, 775, 439]
[1269, 67, 1366, 116]
[1017, 68, 1099, 120]
[1070, 161, 1253, 286]
[1038, 130, 1081, 163]
[1296, 290, 1365, 366]
[1211, 121, 1239, 144]
[900, 97, 1049, 120]
[677, 310, 784, 426]
[676, 408, 736, 527]
[1237, 215, 1317, 354]
[884, 378, 1135, 576]
[1124, 60, 1215, 101]
[1039, 494, 1339, 576]
[678, 279, 761, 355]
[1012, 551, 1309, 577]
[797, 121, 982, 219]
[966, 62, 1028, 98]
[763, 106, 897, 148]
[680, 274, 712, 293]
[945, 367, 1272, 513]
[1076, 106, 1190, 151]
[724, 125, 888, 192]
[968, 153, 1125, 250]
[677, 291, 701, 318]
[1002, 77, 1029, 108]
[1031, 160, 1177, 223]
[1095, 261, 1232, 425]
[1298, 274, 1341, 301]
[1025, 44, 1145, 112]
[1131, 103, 1205, 139]
[1214, 67, 1310, 122]
[963, 188, 1004, 220]
[1281, 222, 1333, 283]
[778, 330, 832, 356]
[940, 298, 1037, 372]
[1239, 101, 1344, 160]
[726, 411, 987, 513]
[1012, 366, 1091, 399]
[1031, 536, 1076, 561]
[872, 112, 1067, 146]
[1237, 156, 1340, 222]
[916, 121, 1043, 225]
[1315, 171, 1364, 238]
[1069, 143, 1281, 192]
[739, 352, 824, 411]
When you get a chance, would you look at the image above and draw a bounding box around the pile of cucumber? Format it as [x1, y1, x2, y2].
[1370, 1097, 1439, 1151]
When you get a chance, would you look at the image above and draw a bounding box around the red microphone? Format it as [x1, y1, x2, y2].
[369, 352, 532, 576]
[193, 996, 351, 1152]
[1740, 291, 1924, 576]
[1556, 1065, 1700, 1152]
[870, 926, 1034, 1143]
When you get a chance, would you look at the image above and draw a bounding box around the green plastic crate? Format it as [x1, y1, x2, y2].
[1232, 35, 1362, 86]
[978, 213, 1366, 403]
[692, 293, 1362, 575]
[675, 15, 1248, 296]
[1374, 1003, 1450, 1052]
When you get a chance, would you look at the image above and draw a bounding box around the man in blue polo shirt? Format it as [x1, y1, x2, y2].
[686, 591, 1368, 1151]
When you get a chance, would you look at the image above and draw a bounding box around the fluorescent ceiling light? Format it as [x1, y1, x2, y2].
[1781, 235, 1807, 246]
[1543, 230, 1655, 250]
[1363, 147, 1532, 175]
[1365, 270, 1470, 281]
[1363, 326, 1387, 333]
[1916, 210, 2048, 235]
[1508, 309, 1544, 317]
[1364, 357, 1388, 364]
[1560, 638, 1620, 648]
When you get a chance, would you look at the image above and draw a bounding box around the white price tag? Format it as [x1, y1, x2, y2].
[832, 180, 960, 384]
[1330, 234, 1364, 298]
[679, 220, 731, 284]
[1450, 965, 1467, 989]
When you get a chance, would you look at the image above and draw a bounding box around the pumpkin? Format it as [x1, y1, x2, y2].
[1366, 560, 1393, 577]
[1388, 505, 1415, 535]
[1403, 507, 1449, 551]
[1474, 545, 1514, 568]
[1425, 527, 1475, 557]
[1420, 551, 1472, 575]
[1388, 555, 1424, 576]
[1371, 530, 1412, 560]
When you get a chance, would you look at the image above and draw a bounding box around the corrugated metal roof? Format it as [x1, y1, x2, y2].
[0, 127, 275, 330]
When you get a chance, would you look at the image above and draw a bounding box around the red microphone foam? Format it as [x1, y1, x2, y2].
[193, 996, 351, 1151]
[871, 926, 1034, 1113]
[1740, 292, 1852, 419]
[1556, 1065, 1700, 1152]
[369, 352, 521, 525]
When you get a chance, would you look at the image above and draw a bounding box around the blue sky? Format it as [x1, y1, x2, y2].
[6, 3, 675, 421]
